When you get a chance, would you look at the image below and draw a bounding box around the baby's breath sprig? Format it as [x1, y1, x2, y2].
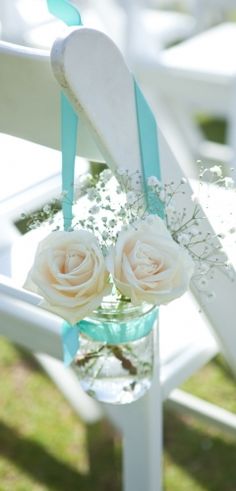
[25, 164, 235, 305]
[23, 195, 63, 232]
[144, 166, 235, 303]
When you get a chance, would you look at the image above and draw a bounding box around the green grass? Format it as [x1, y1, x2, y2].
[0, 338, 236, 491]
[198, 116, 227, 145]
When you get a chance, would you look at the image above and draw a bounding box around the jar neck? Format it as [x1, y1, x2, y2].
[78, 306, 158, 344]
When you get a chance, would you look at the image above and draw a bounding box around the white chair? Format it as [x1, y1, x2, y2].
[0, 24, 236, 491]
[190, 0, 236, 31]
[126, 6, 236, 177]
[116, 0, 195, 51]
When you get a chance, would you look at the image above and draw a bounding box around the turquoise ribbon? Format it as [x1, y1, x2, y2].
[47, 0, 162, 365]
[61, 93, 78, 230]
[47, 0, 81, 26]
[134, 82, 164, 218]
[62, 308, 158, 366]
[47, 0, 82, 230]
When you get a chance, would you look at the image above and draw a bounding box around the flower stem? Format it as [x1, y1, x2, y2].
[108, 345, 138, 375]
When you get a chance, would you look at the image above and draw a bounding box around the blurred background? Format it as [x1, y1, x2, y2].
[0, 1, 236, 490]
[1, 0, 236, 178]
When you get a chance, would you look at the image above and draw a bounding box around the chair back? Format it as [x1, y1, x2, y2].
[0, 40, 103, 161]
[0, 21, 235, 378]
[51, 26, 236, 376]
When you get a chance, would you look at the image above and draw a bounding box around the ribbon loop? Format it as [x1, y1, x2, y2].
[47, 0, 81, 26]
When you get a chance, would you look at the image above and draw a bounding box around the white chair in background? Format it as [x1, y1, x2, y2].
[190, 0, 236, 31]
[0, 0, 197, 178]
[124, 2, 236, 177]
[0, 0, 196, 52]
[147, 0, 236, 31]
[115, 0, 195, 50]
[121, 0, 236, 175]
[0, 23, 236, 491]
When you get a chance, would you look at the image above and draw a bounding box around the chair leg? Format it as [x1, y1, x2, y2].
[103, 328, 163, 491]
[166, 388, 236, 438]
[36, 353, 103, 424]
[122, 373, 163, 491]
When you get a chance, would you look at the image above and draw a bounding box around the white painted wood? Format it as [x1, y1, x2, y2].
[0, 221, 20, 276]
[0, 36, 100, 223]
[50, 26, 236, 377]
[167, 388, 236, 438]
[189, 0, 236, 31]
[0, 39, 103, 162]
[133, 22, 236, 176]
[104, 328, 162, 491]
[51, 27, 142, 178]
[0, 290, 62, 358]
[36, 353, 103, 423]
[118, 0, 195, 64]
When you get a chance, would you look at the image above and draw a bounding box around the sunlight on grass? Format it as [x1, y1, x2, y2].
[0, 339, 121, 490]
[1, 337, 236, 490]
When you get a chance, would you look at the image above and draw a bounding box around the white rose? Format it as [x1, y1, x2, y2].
[24, 230, 111, 324]
[106, 216, 194, 305]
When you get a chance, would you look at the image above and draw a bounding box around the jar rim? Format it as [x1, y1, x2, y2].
[91, 299, 157, 321]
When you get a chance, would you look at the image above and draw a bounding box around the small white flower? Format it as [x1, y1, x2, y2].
[100, 169, 112, 183]
[209, 165, 222, 177]
[178, 233, 190, 245]
[166, 204, 175, 215]
[190, 226, 199, 236]
[117, 167, 127, 176]
[102, 231, 109, 240]
[60, 190, 68, 199]
[159, 190, 165, 202]
[191, 194, 198, 203]
[196, 277, 209, 291]
[43, 204, 51, 214]
[199, 263, 209, 273]
[224, 177, 234, 188]
[205, 291, 216, 303]
[87, 188, 98, 201]
[89, 205, 100, 214]
[147, 176, 161, 187]
[127, 191, 136, 205]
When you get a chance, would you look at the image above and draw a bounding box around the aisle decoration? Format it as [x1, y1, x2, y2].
[23, 0, 235, 404]
[24, 165, 235, 404]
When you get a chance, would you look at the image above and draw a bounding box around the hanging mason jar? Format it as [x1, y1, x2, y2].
[73, 299, 158, 405]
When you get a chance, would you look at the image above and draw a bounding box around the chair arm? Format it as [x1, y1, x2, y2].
[0, 291, 62, 359]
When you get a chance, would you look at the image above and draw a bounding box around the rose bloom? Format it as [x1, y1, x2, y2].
[24, 230, 111, 324]
[106, 216, 194, 305]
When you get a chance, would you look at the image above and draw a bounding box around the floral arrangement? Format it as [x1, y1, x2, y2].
[24, 169, 196, 322]
[24, 164, 235, 317]
[23, 165, 235, 403]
